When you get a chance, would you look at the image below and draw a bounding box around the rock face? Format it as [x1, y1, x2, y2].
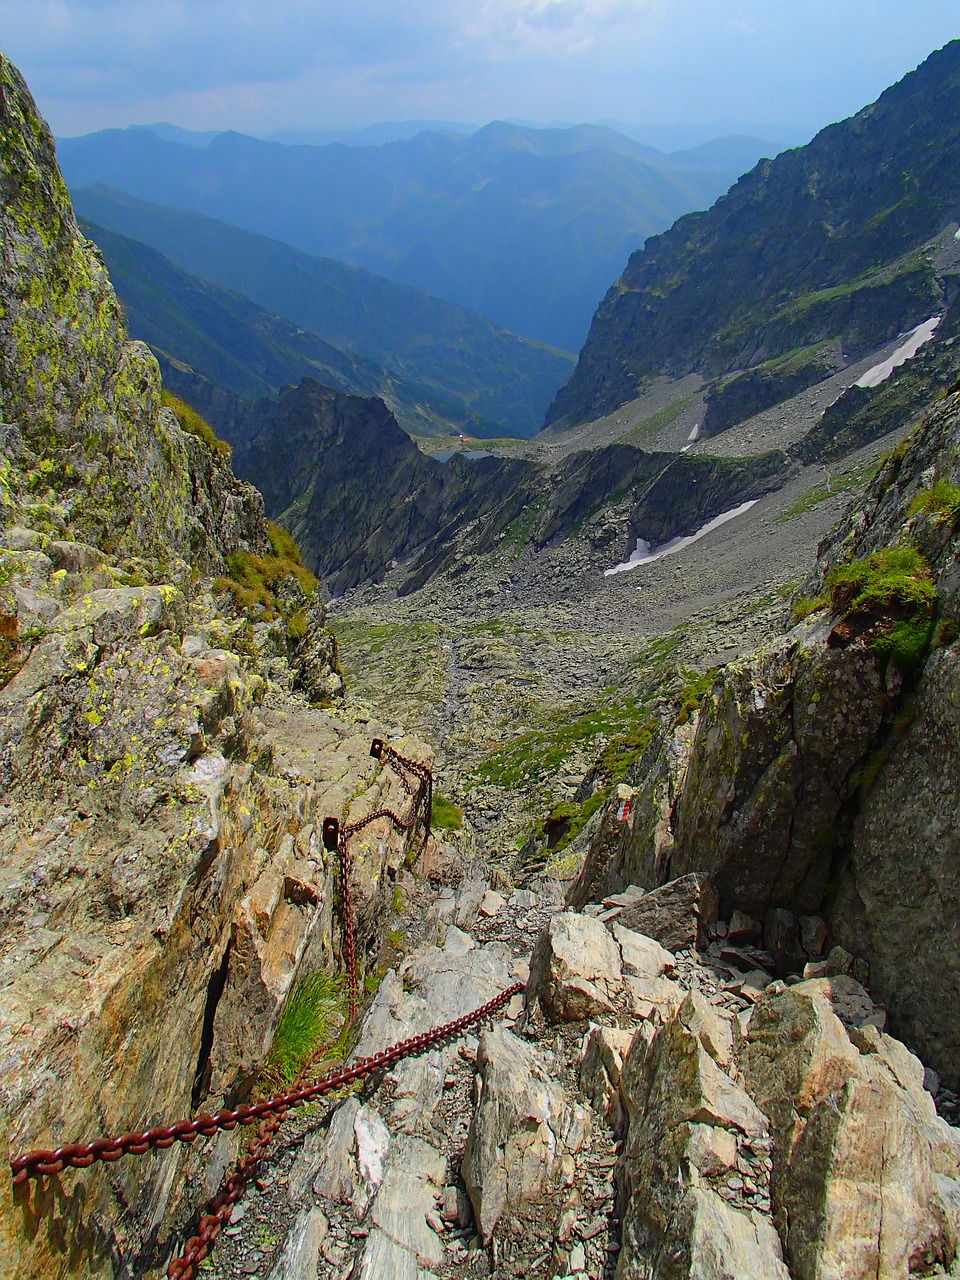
[0, 59, 264, 570]
[574, 619, 889, 919]
[745, 979, 960, 1279]
[0, 53, 421, 1280]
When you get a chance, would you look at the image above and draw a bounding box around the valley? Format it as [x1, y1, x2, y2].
[327, 406, 900, 879]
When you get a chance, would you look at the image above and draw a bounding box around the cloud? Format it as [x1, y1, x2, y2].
[469, 0, 662, 55]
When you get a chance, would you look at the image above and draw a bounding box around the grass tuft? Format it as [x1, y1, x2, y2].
[791, 594, 829, 624]
[161, 389, 232, 460]
[825, 545, 936, 675]
[264, 971, 349, 1087]
[908, 478, 960, 526]
[431, 794, 464, 831]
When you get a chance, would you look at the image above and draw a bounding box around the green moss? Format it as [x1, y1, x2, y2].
[826, 546, 936, 674]
[673, 667, 717, 726]
[160, 389, 231, 460]
[869, 615, 935, 671]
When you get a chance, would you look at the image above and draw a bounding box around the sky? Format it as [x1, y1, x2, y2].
[1, 0, 957, 143]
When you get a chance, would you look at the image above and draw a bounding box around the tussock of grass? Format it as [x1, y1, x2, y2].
[431, 794, 463, 831]
[825, 546, 934, 618]
[161, 389, 232, 460]
[825, 546, 936, 674]
[214, 535, 318, 622]
[264, 971, 349, 1087]
[791, 594, 829, 624]
[908, 478, 960, 525]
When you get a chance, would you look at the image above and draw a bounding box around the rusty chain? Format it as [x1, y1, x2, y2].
[323, 738, 432, 1020]
[10, 739, 523, 1280]
[161, 980, 523, 1277]
[168, 741, 434, 1274]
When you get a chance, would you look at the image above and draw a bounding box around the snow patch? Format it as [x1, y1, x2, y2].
[856, 316, 941, 389]
[604, 500, 759, 576]
[681, 422, 701, 454]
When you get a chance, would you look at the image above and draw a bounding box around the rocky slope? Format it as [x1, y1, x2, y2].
[165, 860, 960, 1280]
[0, 53, 433, 1279]
[548, 39, 960, 431]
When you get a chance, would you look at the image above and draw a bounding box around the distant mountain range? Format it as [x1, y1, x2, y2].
[548, 39, 960, 431]
[58, 120, 778, 351]
[80, 218, 514, 442]
[76, 190, 573, 439]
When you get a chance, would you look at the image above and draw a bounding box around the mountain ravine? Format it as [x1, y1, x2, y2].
[4, 42, 960, 1280]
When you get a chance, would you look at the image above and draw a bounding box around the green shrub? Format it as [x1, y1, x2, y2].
[264, 971, 349, 1086]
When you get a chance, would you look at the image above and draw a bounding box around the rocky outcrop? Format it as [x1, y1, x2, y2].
[464, 1024, 589, 1240]
[0, 58, 266, 571]
[236, 378, 789, 595]
[701, 342, 844, 439]
[618, 990, 789, 1279]
[745, 979, 960, 1279]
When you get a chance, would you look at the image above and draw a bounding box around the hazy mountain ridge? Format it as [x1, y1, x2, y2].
[79, 217, 518, 440]
[74, 187, 573, 439]
[548, 39, 960, 429]
[58, 120, 760, 349]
